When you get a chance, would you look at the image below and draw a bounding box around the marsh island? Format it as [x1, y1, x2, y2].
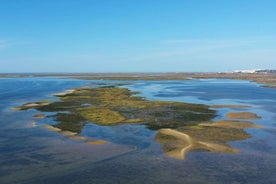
[14, 85, 263, 159]
[14, 86, 216, 131]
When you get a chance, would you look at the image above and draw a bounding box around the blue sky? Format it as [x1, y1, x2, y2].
[0, 0, 276, 73]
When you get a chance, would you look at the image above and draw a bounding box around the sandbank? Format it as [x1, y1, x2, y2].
[33, 114, 45, 118]
[200, 120, 263, 129]
[87, 140, 109, 145]
[226, 112, 261, 120]
[211, 105, 251, 109]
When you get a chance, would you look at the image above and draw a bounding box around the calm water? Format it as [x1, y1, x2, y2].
[0, 78, 275, 184]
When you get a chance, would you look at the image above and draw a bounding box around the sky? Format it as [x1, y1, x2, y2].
[0, 0, 276, 73]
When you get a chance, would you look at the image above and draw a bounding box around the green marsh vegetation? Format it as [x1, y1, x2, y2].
[15, 86, 216, 132]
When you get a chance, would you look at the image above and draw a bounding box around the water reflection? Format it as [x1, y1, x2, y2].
[13, 84, 264, 160]
[1, 78, 276, 183]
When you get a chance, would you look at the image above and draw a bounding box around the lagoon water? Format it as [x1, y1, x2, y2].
[0, 77, 275, 184]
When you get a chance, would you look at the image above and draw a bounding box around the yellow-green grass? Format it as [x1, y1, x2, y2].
[79, 107, 126, 125]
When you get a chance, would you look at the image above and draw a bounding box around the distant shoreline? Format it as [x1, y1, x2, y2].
[0, 72, 276, 88]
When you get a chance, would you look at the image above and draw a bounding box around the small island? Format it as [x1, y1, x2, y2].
[14, 86, 216, 132]
[13, 85, 263, 160]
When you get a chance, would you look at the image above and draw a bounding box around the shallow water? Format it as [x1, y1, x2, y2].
[0, 78, 275, 184]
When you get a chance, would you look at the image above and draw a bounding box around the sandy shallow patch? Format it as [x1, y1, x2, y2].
[68, 135, 89, 141]
[200, 120, 263, 129]
[60, 131, 78, 137]
[44, 124, 62, 132]
[226, 112, 261, 120]
[211, 105, 251, 108]
[87, 140, 109, 145]
[43, 124, 99, 143]
[11, 107, 22, 110]
[33, 114, 45, 118]
[52, 89, 76, 97]
[12, 102, 51, 110]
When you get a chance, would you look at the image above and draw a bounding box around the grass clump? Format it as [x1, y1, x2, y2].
[79, 107, 126, 125]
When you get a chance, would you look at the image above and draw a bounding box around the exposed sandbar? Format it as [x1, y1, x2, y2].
[200, 120, 263, 129]
[87, 140, 109, 145]
[60, 131, 78, 137]
[211, 105, 251, 109]
[68, 135, 89, 141]
[226, 112, 261, 120]
[44, 124, 62, 132]
[12, 101, 51, 110]
[33, 114, 45, 118]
